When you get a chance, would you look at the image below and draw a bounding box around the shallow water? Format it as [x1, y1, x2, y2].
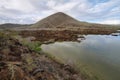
[41, 35, 120, 80]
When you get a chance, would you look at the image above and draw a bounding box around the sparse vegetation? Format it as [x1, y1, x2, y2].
[22, 54, 37, 72]
[8, 63, 15, 80]
[22, 40, 41, 53]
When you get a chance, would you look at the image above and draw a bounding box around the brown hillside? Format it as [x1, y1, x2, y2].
[31, 12, 119, 29]
[31, 12, 87, 28]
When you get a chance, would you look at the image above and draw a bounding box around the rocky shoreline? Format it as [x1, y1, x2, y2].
[0, 32, 83, 80]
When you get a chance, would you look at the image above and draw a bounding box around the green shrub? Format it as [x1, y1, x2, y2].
[23, 41, 41, 53]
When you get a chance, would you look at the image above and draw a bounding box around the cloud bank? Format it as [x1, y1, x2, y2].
[0, 0, 120, 24]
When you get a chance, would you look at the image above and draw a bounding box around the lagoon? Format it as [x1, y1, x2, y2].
[41, 35, 120, 80]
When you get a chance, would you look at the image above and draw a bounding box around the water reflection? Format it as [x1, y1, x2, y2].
[41, 35, 120, 80]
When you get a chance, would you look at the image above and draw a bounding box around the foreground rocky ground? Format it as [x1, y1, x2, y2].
[0, 32, 83, 80]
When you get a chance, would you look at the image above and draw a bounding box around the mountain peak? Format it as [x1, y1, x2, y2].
[53, 12, 66, 15]
[47, 12, 71, 19]
[31, 12, 79, 28]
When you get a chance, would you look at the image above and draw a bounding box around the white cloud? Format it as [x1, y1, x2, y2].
[0, 0, 119, 24]
[99, 19, 120, 25]
[47, 0, 79, 12]
[0, 0, 36, 13]
[88, 0, 119, 13]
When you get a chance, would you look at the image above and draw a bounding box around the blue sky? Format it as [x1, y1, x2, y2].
[0, 0, 120, 24]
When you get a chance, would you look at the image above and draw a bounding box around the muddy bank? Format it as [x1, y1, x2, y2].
[19, 30, 79, 42]
[0, 32, 83, 80]
[19, 29, 116, 42]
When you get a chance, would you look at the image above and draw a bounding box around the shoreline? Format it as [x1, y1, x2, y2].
[18, 28, 116, 43]
[0, 31, 83, 80]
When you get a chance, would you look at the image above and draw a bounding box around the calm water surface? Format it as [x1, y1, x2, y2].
[41, 35, 120, 80]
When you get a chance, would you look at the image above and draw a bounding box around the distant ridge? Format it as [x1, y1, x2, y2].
[0, 23, 31, 29]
